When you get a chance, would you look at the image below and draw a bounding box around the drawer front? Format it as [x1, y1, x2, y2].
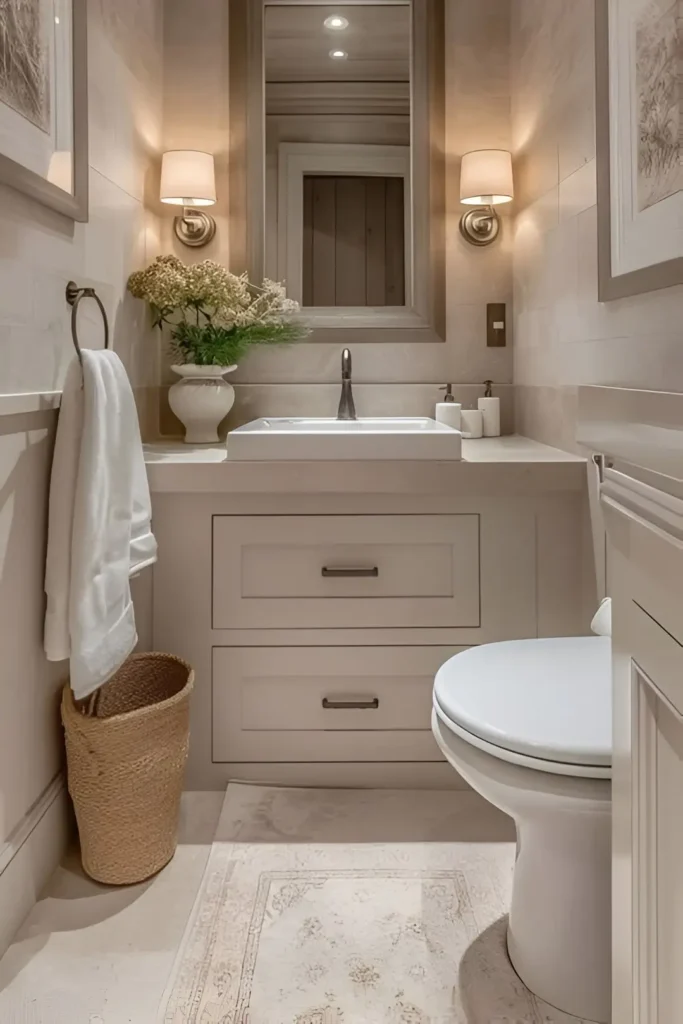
[212, 515, 480, 629]
[212, 646, 465, 762]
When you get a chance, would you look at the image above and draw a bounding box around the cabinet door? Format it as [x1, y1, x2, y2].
[613, 595, 683, 1024]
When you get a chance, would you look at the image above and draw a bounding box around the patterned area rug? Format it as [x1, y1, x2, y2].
[160, 786, 588, 1024]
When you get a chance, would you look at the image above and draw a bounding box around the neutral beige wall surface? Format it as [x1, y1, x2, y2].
[159, 0, 513, 425]
[0, 414, 64, 849]
[161, 0, 231, 269]
[0, 0, 163, 850]
[511, 0, 683, 452]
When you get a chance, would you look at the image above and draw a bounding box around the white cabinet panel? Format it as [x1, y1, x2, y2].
[613, 593, 683, 1024]
[632, 599, 683, 1024]
[212, 645, 464, 763]
[627, 658, 683, 1024]
[580, 387, 683, 1024]
[631, 601, 683, 718]
[212, 515, 480, 629]
[652, 684, 683, 1023]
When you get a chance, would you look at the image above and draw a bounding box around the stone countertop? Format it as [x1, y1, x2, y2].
[145, 434, 584, 466]
[144, 435, 586, 495]
[461, 436, 583, 463]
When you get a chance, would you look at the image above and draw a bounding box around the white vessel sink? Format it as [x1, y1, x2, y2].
[227, 417, 462, 461]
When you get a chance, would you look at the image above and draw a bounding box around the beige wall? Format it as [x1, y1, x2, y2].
[161, 0, 231, 269]
[159, 0, 513, 427]
[511, 0, 683, 452]
[0, 0, 163, 853]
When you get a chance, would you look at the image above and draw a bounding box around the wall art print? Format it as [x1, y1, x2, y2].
[597, 0, 683, 299]
[0, 0, 88, 220]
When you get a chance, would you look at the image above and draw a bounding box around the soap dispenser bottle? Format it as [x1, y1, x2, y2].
[435, 384, 462, 429]
[477, 379, 501, 436]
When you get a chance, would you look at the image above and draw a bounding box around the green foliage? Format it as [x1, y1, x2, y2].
[170, 321, 306, 367]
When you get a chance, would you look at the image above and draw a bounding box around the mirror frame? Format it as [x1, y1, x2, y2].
[229, 0, 445, 343]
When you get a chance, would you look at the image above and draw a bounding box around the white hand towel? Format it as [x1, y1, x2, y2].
[44, 350, 157, 699]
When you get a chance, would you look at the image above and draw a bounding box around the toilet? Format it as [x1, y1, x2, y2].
[432, 623, 612, 1023]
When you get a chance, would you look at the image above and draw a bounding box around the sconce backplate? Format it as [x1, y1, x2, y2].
[174, 209, 217, 248]
[459, 207, 500, 247]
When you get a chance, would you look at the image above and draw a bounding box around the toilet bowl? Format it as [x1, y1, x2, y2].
[432, 635, 612, 1024]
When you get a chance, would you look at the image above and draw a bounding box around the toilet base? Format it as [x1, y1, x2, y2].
[432, 711, 611, 1023]
[506, 815, 611, 1023]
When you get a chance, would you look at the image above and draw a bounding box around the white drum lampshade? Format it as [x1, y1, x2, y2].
[160, 151, 216, 206]
[460, 150, 514, 206]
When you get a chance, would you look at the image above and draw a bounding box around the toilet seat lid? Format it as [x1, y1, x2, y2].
[434, 636, 612, 769]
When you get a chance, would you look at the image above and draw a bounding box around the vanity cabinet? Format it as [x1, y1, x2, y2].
[148, 450, 589, 790]
[573, 383, 683, 1023]
[606, 472, 683, 1024]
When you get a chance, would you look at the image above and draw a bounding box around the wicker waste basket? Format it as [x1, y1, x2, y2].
[61, 652, 194, 885]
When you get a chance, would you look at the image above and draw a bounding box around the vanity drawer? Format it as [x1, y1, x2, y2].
[212, 645, 464, 763]
[212, 514, 480, 629]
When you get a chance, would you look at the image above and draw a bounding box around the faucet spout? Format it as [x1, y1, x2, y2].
[337, 348, 357, 420]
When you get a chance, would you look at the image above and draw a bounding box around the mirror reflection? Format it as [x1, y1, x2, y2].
[264, 4, 411, 309]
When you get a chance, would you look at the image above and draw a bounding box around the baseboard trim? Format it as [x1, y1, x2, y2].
[0, 774, 65, 876]
[0, 774, 69, 957]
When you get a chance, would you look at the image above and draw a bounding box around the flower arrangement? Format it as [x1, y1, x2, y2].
[127, 255, 309, 366]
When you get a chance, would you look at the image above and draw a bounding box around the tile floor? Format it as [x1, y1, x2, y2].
[0, 792, 223, 1024]
[0, 789, 591, 1024]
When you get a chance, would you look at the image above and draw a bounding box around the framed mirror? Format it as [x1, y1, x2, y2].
[229, 0, 445, 343]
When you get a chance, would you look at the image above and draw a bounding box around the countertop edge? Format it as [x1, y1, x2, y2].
[145, 436, 587, 495]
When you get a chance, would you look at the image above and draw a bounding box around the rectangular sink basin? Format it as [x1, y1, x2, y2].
[227, 417, 462, 461]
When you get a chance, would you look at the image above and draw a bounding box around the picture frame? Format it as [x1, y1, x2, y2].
[0, 0, 88, 222]
[596, 0, 683, 301]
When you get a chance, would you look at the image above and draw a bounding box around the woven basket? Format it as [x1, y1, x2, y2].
[62, 652, 194, 885]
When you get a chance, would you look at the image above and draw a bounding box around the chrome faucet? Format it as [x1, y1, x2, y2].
[337, 348, 357, 421]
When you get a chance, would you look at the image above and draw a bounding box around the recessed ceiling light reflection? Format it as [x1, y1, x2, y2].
[324, 15, 349, 30]
[329, 49, 348, 59]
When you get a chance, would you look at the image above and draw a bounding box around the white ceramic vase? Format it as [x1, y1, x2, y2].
[168, 365, 237, 444]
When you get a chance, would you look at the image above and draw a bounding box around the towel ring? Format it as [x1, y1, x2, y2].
[65, 281, 110, 367]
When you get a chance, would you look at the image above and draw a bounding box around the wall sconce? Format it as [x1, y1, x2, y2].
[160, 150, 217, 247]
[459, 150, 514, 246]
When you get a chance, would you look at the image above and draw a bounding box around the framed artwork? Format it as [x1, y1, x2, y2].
[0, 0, 88, 221]
[596, 0, 683, 300]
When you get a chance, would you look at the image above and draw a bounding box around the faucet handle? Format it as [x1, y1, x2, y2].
[341, 348, 352, 378]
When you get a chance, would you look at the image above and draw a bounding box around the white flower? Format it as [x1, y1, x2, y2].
[127, 255, 189, 309]
[186, 261, 251, 311]
[128, 257, 307, 349]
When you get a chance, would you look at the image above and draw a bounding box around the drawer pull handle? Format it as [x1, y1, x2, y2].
[321, 566, 379, 578]
[322, 697, 380, 710]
